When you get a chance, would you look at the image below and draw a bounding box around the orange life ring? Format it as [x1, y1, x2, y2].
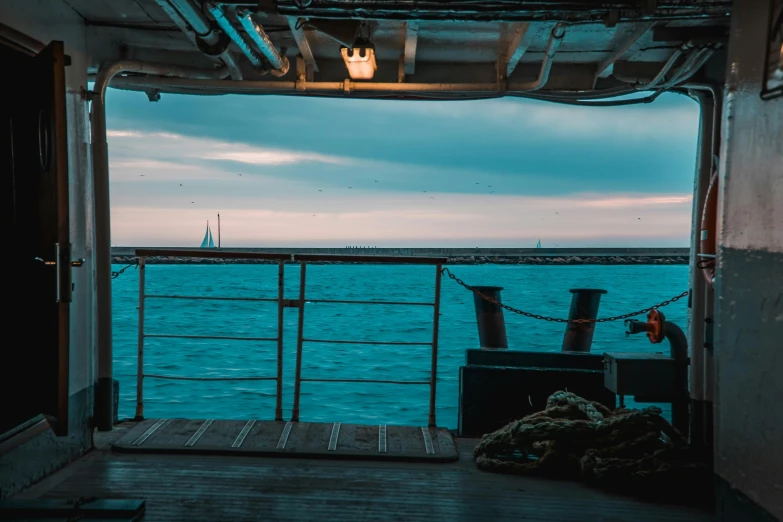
[699, 171, 718, 287]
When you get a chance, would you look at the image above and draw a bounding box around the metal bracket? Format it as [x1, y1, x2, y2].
[80, 87, 96, 101]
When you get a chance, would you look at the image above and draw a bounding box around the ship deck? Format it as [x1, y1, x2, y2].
[10, 420, 715, 522]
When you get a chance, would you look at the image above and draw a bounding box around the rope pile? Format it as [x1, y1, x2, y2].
[474, 391, 711, 501]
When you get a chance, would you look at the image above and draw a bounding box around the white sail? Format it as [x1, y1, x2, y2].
[200, 222, 211, 248]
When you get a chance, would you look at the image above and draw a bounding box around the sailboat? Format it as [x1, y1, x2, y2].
[200, 221, 216, 248]
[536, 239, 542, 248]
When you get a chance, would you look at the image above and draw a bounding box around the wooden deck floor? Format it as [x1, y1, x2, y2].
[13, 421, 715, 522]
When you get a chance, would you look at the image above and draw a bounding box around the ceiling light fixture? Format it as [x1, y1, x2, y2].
[341, 23, 376, 80]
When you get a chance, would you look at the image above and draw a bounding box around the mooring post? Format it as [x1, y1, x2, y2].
[472, 286, 508, 349]
[561, 288, 607, 352]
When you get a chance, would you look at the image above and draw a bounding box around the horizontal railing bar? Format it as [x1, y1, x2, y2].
[135, 248, 291, 260]
[295, 254, 448, 264]
[305, 299, 433, 306]
[144, 334, 278, 342]
[144, 294, 277, 302]
[300, 378, 430, 385]
[303, 338, 432, 346]
[145, 373, 277, 381]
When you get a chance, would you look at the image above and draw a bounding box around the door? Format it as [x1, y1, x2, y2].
[0, 40, 71, 437]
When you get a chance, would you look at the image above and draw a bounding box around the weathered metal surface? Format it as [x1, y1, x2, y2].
[561, 288, 607, 352]
[472, 286, 508, 349]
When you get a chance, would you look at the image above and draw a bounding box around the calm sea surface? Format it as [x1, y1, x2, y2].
[112, 263, 689, 428]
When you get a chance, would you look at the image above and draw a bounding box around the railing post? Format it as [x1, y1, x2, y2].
[429, 264, 442, 428]
[135, 257, 146, 420]
[292, 261, 307, 422]
[275, 260, 284, 421]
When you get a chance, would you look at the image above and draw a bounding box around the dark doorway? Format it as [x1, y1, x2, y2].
[0, 40, 71, 437]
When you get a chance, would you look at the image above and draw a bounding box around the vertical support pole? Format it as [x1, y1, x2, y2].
[472, 286, 508, 349]
[687, 88, 713, 447]
[135, 257, 146, 421]
[292, 262, 307, 422]
[217, 212, 221, 249]
[275, 260, 284, 421]
[561, 288, 607, 352]
[429, 264, 442, 428]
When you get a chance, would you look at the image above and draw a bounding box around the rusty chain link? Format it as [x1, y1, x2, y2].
[111, 261, 138, 279]
[441, 267, 688, 324]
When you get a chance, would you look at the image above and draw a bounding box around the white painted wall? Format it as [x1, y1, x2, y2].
[716, 1, 783, 519]
[0, 1, 96, 403]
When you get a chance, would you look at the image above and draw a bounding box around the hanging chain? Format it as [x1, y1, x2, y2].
[441, 267, 688, 324]
[111, 260, 138, 279]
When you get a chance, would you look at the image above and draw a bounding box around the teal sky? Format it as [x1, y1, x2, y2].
[106, 89, 699, 247]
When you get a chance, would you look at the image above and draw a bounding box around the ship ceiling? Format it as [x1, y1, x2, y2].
[58, 0, 731, 98]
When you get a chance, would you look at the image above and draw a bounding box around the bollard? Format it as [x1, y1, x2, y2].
[561, 288, 607, 352]
[472, 286, 508, 349]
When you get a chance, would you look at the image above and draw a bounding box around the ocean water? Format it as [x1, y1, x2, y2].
[112, 263, 689, 429]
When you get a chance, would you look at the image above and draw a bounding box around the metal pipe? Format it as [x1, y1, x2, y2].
[276, 261, 284, 421]
[561, 288, 607, 352]
[135, 257, 146, 421]
[663, 321, 690, 438]
[167, 0, 214, 37]
[514, 22, 566, 91]
[207, 3, 264, 69]
[237, 10, 290, 76]
[92, 60, 237, 431]
[472, 286, 508, 349]
[632, 47, 686, 89]
[155, 0, 241, 79]
[292, 262, 307, 422]
[685, 88, 713, 447]
[662, 47, 717, 88]
[429, 264, 442, 428]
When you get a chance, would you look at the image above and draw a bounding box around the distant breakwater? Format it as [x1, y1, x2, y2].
[111, 254, 689, 265]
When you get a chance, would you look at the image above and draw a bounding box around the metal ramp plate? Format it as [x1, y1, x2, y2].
[112, 419, 458, 462]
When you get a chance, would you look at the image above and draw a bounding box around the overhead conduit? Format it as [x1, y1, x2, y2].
[206, 3, 290, 77]
[154, 0, 241, 79]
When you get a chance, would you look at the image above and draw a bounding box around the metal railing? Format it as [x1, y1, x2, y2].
[290, 254, 445, 427]
[134, 249, 291, 421]
[131, 249, 447, 427]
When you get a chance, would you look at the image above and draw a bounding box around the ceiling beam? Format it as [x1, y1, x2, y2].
[503, 22, 531, 77]
[594, 22, 655, 80]
[287, 16, 319, 80]
[403, 21, 419, 75]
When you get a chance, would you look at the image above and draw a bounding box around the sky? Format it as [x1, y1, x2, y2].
[106, 89, 700, 248]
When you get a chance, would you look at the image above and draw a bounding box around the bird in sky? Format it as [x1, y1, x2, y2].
[318, 189, 322, 192]
[179, 184, 183, 186]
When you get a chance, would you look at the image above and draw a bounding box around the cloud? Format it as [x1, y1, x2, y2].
[105, 90, 699, 194]
[107, 129, 350, 169]
[104, 91, 700, 246]
[111, 191, 692, 247]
